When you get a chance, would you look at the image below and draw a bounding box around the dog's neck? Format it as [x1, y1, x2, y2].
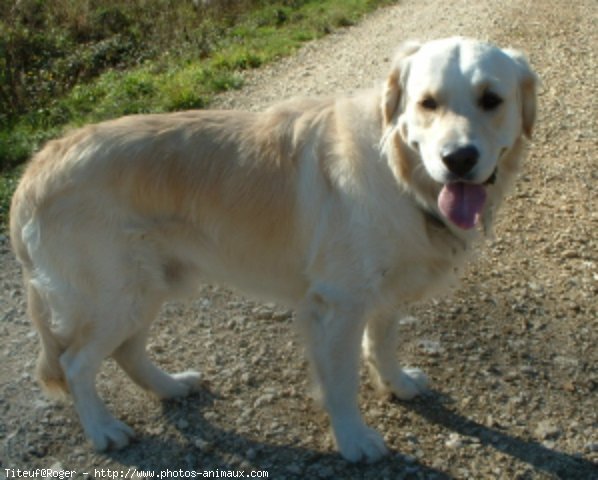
[418, 202, 480, 252]
[421, 206, 449, 231]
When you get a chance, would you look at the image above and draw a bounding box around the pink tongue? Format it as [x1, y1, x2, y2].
[438, 183, 487, 230]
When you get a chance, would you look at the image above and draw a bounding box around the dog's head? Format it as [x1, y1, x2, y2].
[382, 37, 537, 231]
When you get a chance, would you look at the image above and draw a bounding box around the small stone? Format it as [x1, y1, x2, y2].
[446, 433, 464, 448]
[230, 315, 249, 328]
[312, 465, 333, 478]
[553, 355, 579, 367]
[535, 420, 561, 440]
[45, 463, 64, 479]
[253, 306, 273, 320]
[254, 393, 276, 408]
[520, 365, 537, 376]
[240, 372, 254, 385]
[177, 418, 189, 430]
[486, 414, 501, 428]
[585, 443, 598, 453]
[404, 465, 421, 475]
[272, 310, 292, 321]
[417, 339, 444, 356]
[399, 316, 419, 326]
[246, 447, 257, 460]
[204, 411, 218, 421]
[147, 425, 165, 435]
[562, 380, 576, 392]
[194, 437, 212, 451]
[528, 282, 543, 292]
[286, 464, 303, 475]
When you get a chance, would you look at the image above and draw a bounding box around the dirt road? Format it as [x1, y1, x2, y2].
[1, 0, 596, 478]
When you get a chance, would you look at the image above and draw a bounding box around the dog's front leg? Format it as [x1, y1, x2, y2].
[363, 311, 429, 400]
[297, 285, 388, 463]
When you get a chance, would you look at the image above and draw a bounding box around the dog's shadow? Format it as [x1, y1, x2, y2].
[399, 391, 597, 479]
[105, 386, 597, 479]
[104, 384, 450, 479]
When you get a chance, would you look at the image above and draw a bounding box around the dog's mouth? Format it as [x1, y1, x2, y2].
[437, 168, 497, 230]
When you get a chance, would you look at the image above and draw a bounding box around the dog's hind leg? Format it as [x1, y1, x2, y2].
[56, 292, 169, 450]
[297, 285, 388, 463]
[363, 311, 429, 400]
[113, 323, 202, 400]
[59, 328, 136, 451]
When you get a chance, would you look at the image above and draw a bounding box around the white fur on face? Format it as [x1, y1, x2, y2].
[399, 38, 523, 185]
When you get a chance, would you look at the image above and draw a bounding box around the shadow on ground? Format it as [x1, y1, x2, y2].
[100, 385, 598, 479]
[403, 392, 598, 480]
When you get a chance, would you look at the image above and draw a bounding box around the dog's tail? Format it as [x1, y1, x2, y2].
[10, 185, 69, 398]
[26, 279, 69, 397]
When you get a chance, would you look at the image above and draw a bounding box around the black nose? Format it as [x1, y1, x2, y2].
[441, 145, 479, 178]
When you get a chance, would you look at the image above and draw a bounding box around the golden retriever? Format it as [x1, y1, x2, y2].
[10, 37, 537, 462]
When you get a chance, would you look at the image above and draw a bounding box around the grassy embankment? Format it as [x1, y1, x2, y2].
[0, 0, 395, 230]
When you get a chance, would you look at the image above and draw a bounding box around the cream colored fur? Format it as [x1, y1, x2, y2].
[10, 37, 537, 462]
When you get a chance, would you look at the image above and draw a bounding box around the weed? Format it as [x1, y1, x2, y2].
[0, 0, 397, 229]
[0, 166, 20, 231]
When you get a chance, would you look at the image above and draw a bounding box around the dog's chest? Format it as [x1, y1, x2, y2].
[375, 219, 472, 305]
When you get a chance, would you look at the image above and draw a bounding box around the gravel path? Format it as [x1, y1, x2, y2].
[1, 0, 596, 478]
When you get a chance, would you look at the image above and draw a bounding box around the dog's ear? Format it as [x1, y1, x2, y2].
[382, 41, 421, 127]
[505, 49, 538, 139]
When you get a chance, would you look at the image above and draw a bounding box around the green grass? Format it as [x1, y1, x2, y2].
[0, 167, 20, 233]
[0, 0, 396, 230]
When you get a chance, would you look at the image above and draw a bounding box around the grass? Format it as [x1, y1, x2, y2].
[0, 0, 396, 229]
[0, 167, 19, 234]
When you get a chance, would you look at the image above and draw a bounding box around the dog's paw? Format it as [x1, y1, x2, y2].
[88, 417, 135, 451]
[333, 422, 389, 463]
[166, 370, 203, 397]
[388, 368, 430, 400]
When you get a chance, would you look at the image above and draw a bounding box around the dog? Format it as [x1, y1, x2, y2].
[10, 37, 537, 462]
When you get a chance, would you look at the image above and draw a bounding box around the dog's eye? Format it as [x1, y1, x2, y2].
[479, 91, 503, 111]
[420, 97, 438, 111]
